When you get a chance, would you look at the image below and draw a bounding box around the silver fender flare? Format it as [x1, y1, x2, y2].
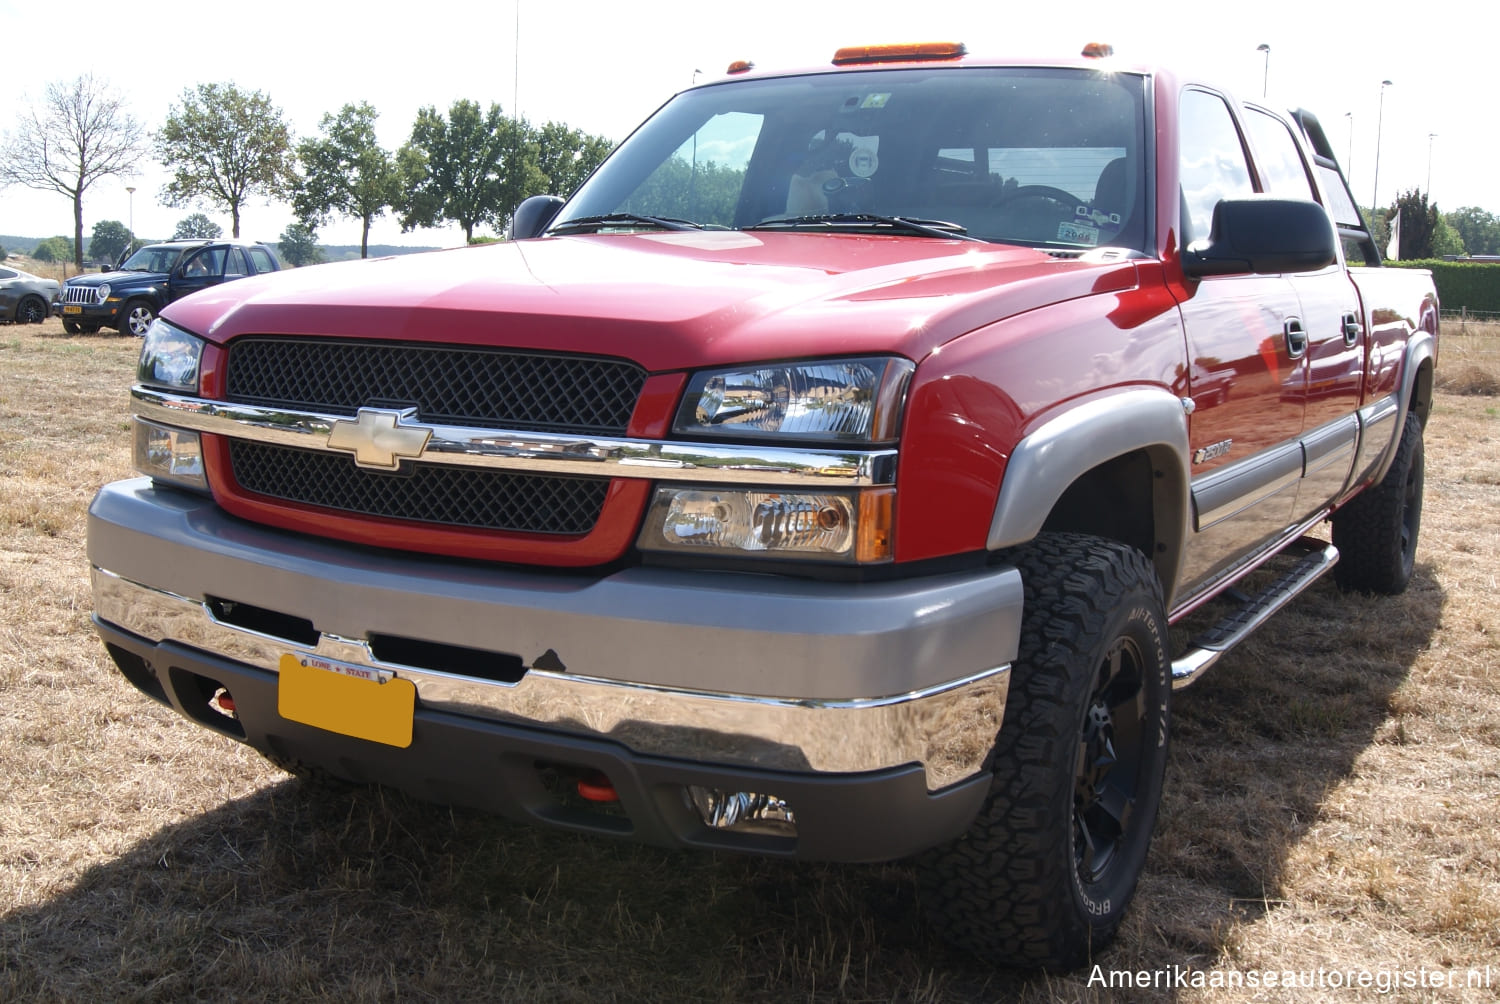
[1366, 330, 1437, 485]
[986, 387, 1191, 606]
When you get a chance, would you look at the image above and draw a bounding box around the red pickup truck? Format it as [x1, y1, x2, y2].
[89, 43, 1438, 969]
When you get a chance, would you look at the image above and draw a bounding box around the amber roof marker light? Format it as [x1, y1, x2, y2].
[832, 42, 967, 66]
[1081, 42, 1115, 58]
[726, 60, 755, 74]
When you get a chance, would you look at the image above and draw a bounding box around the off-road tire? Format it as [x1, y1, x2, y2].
[1332, 411, 1423, 595]
[917, 533, 1171, 970]
[62, 318, 82, 334]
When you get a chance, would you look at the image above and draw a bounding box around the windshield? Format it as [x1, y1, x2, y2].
[556, 66, 1149, 252]
[120, 246, 188, 272]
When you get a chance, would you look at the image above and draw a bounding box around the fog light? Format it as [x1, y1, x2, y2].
[686, 785, 796, 836]
[133, 417, 207, 491]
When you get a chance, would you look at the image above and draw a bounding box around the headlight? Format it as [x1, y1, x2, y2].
[136, 318, 204, 391]
[638, 486, 894, 563]
[674, 357, 913, 442]
[96, 284, 111, 304]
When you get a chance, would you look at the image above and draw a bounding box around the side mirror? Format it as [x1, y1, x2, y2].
[1183, 197, 1336, 278]
[511, 195, 565, 240]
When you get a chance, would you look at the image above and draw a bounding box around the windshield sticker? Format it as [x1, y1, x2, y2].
[860, 93, 892, 109]
[1076, 206, 1123, 229]
[1058, 221, 1101, 246]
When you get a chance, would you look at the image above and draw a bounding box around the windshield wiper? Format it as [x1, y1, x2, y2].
[747, 214, 985, 242]
[549, 213, 704, 234]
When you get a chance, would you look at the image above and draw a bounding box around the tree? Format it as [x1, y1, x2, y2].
[173, 213, 223, 239]
[278, 221, 324, 267]
[31, 236, 75, 263]
[530, 122, 612, 199]
[1446, 206, 1500, 257]
[396, 100, 542, 240]
[1431, 216, 1465, 258]
[156, 83, 295, 238]
[1389, 190, 1439, 261]
[0, 75, 146, 270]
[295, 102, 398, 258]
[89, 219, 133, 265]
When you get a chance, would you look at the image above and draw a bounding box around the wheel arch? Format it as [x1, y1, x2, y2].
[986, 388, 1191, 608]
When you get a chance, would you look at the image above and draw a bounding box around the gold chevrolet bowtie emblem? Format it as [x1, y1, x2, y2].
[326, 408, 432, 470]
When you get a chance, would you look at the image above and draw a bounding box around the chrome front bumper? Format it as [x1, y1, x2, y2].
[89, 479, 1022, 792]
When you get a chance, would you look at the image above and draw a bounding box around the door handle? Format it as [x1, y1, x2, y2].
[1284, 318, 1307, 359]
[1341, 311, 1361, 348]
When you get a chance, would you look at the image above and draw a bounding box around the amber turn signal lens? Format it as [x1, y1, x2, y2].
[857, 488, 895, 563]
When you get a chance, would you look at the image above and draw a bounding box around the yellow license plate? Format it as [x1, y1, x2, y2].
[277, 652, 415, 748]
[62, 305, 82, 314]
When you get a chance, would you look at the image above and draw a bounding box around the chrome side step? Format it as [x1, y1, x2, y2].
[1171, 538, 1340, 690]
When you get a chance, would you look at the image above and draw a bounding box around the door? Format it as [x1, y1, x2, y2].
[1241, 106, 1365, 519]
[170, 246, 228, 302]
[1174, 89, 1309, 589]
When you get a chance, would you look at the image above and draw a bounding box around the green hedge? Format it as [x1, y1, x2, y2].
[1386, 259, 1500, 312]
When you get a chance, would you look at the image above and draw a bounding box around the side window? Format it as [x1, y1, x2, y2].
[1243, 109, 1317, 201]
[248, 248, 276, 273]
[1178, 89, 1254, 243]
[0, 268, 16, 280]
[224, 248, 249, 278]
[183, 248, 226, 277]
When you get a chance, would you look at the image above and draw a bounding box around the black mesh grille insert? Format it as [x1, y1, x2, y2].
[229, 441, 609, 535]
[224, 337, 647, 435]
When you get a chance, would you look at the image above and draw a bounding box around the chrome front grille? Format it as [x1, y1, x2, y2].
[224, 337, 648, 435]
[61, 286, 102, 304]
[228, 440, 610, 535]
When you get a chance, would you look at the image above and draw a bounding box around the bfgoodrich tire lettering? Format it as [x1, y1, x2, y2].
[917, 533, 1171, 970]
[1332, 411, 1424, 595]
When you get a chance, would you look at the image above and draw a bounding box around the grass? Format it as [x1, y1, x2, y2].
[1, 319, 1497, 1002]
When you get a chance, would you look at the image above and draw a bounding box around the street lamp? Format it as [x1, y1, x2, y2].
[125, 185, 136, 247]
[1257, 44, 1270, 98]
[1371, 79, 1392, 214]
[1426, 132, 1437, 196]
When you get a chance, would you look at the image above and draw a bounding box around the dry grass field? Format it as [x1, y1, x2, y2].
[0, 314, 1496, 1002]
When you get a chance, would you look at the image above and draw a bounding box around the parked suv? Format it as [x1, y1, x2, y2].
[56, 239, 279, 335]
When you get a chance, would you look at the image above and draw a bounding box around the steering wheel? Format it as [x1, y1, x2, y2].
[992, 185, 1082, 209]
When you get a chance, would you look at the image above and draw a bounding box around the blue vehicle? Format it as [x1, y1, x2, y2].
[56, 239, 279, 335]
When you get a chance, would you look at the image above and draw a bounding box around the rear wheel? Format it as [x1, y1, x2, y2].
[1332, 411, 1424, 594]
[120, 299, 156, 337]
[917, 533, 1171, 969]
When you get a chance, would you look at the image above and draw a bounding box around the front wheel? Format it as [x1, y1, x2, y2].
[120, 299, 156, 337]
[917, 533, 1171, 970]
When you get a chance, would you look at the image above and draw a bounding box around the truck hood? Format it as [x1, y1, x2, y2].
[165, 231, 1140, 370]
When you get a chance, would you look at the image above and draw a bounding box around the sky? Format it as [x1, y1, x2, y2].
[1, 0, 1492, 251]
